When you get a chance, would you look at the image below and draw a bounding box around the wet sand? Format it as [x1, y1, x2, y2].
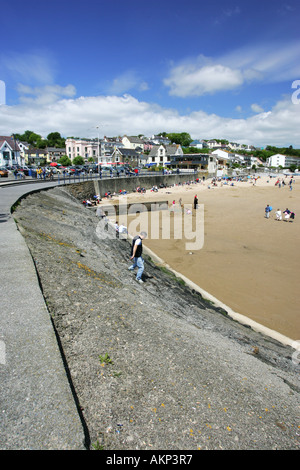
[117, 175, 300, 341]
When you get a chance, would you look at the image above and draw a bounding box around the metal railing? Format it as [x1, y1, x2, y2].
[0, 168, 199, 187]
[28, 168, 197, 184]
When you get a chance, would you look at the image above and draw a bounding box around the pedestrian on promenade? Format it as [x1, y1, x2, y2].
[128, 231, 147, 283]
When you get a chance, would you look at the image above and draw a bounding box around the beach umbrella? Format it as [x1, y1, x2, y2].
[50, 162, 58, 166]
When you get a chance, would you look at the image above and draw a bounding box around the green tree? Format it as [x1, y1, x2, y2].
[73, 156, 85, 165]
[183, 147, 210, 154]
[47, 132, 65, 148]
[57, 155, 72, 166]
[166, 132, 192, 147]
[14, 130, 47, 148]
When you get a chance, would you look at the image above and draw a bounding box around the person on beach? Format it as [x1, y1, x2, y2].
[128, 231, 147, 283]
[283, 208, 290, 221]
[194, 195, 198, 210]
[275, 209, 282, 221]
[265, 204, 271, 218]
[118, 223, 127, 235]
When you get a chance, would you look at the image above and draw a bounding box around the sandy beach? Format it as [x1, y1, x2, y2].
[116, 174, 300, 341]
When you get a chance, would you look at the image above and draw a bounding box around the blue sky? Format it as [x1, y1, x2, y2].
[1, 0, 300, 147]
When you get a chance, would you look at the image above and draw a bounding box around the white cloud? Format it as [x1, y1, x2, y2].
[105, 70, 149, 94]
[163, 41, 300, 97]
[251, 103, 264, 113]
[1, 51, 56, 85]
[17, 84, 76, 105]
[0, 92, 299, 147]
[164, 64, 243, 97]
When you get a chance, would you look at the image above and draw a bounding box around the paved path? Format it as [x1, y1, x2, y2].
[0, 180, 86, 449]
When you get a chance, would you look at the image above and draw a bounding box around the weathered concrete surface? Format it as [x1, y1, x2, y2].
[12, 186, 300, 450]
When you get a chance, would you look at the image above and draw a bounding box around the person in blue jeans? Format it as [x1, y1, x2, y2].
[128, 231, 147, 283]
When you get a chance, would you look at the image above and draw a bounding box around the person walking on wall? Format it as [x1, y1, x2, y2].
[128, 231, 147, 283]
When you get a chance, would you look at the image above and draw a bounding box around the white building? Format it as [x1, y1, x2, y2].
[66, 138, 98, 161]
[203, 140, 224, 149]
[100, 136, 123, 159]
[266, 154, 286, 168]
[122, 135, 144, 152]
[189, 140, 203, 149]
[211, 149, 232, 168]
[145, 144, 183, 167]
[0, 136, 22, 166]
[267, 153, 300, 168]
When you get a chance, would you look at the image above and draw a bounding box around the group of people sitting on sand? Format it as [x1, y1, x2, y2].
[82, 195, 101, 206]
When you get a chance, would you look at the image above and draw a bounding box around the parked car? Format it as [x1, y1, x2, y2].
[50, 167, 62, 174]
[0, 167, 9, 177]
[21, 166, 30, 176]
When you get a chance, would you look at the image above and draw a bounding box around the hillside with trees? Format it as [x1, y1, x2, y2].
[14, 130, 65, 149]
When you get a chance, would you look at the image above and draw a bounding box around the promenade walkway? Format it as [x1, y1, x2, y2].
[0, 179, 87, 449]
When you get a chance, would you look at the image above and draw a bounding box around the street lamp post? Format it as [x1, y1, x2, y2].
[96, 126, 100, 165]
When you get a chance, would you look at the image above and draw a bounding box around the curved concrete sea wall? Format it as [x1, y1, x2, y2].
[11, 185, 299, 450]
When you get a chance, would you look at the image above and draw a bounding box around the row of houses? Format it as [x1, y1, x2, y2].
[65, 135, 171, 162]
[0, 135, 66, 167]
[65, 135, 218, 172]
[190, 139, 255, 152]
[1, 134, 300, 173]
[0, 134, 217, 173]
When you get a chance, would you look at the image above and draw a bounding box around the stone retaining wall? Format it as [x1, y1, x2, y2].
[65, 173, 197, 201]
